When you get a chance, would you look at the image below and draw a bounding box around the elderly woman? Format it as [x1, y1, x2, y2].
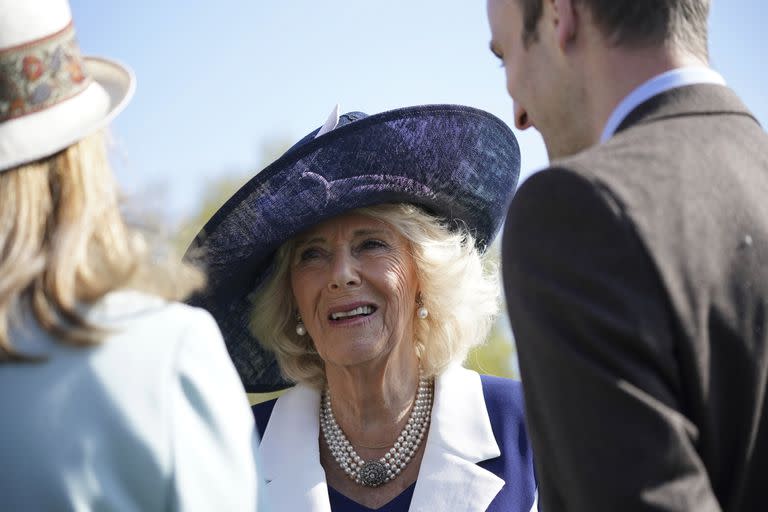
[188, 105, 537, 511]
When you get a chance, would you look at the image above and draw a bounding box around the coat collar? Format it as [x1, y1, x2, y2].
[409, 364, 504, 511]
[615, 83, 760, 136]
[599, 67, 725, 142]
[258, 365, 503, 511]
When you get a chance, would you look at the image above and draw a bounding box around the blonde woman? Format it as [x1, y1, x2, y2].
[187, 105, 538, 511]
[0, 1, 261, 510]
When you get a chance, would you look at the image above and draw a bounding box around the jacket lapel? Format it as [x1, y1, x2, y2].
[409, 365, 505, 512]
[258, 384, 331, 512]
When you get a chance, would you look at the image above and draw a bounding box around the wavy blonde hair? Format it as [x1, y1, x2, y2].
[0, 132, 204, 361]
[250, 203, 500, 388]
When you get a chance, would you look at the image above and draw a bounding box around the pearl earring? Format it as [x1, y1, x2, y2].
[295, 313, 307, 336]
[416, 295, 428, 319]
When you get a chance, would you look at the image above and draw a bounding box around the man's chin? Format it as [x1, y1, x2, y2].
[544, 133, 594, 161]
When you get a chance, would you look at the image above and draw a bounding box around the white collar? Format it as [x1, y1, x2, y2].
[600, 66, 726, 143]
[258, 364, 504, 511]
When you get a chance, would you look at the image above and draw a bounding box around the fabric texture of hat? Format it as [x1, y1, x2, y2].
[186, 104, 521, 392]
[0, 0, 135, 172]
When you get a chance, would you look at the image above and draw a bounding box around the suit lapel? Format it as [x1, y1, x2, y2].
[258, 384, 331, 512]
[409, 365, 505, 512]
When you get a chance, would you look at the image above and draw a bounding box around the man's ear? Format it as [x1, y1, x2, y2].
[552, 0, 577, 50]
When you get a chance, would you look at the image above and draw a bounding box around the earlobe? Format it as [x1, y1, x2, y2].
[553, 0, 577, 50]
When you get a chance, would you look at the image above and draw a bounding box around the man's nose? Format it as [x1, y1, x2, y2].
[514, 103, 532, 130]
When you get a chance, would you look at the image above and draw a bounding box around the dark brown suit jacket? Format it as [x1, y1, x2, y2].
[503, 84, 768, 511]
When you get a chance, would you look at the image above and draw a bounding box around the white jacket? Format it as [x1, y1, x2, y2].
[258, 365, 527, 512]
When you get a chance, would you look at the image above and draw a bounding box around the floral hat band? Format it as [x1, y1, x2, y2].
[0, 21, 91, 123]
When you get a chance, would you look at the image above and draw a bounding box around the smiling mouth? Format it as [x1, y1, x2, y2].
[329, 305, 377, 321]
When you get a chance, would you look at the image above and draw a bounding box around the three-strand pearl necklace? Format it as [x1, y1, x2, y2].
[320, 374, 434, 487]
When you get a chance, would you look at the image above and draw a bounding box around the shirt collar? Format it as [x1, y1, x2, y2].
[600, 66, 726, 143]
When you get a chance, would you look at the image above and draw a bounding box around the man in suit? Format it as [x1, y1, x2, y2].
[487, 0, 768, 510]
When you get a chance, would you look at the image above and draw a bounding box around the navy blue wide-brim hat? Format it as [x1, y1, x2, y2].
[186, 104, 520, 392]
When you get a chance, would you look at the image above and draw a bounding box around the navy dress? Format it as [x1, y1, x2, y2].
[254, 375, 537, 512]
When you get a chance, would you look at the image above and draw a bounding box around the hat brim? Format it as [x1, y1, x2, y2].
[0, 56, 134, 171]
[84, 56, 135, 128]
[186, 104, 520, 392]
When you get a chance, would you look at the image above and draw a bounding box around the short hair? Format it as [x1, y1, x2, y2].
[0, 132, 204, 361]
[250, 203, 501, 388]
[519, 0, 710, 60]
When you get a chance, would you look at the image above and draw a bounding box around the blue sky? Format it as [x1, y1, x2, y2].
[69, 0, 767, 223]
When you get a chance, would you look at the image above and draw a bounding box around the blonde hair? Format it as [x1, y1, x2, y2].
[250, 203, 500, 388]
[0, 132, 204, 361]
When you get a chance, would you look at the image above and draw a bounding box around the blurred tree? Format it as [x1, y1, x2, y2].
[248, 390, 285, 406]
[466, 317, 518, 379]
[174, 136, 295, 254]
[464, 241, 519, 380]
[173, 173, 253, 254]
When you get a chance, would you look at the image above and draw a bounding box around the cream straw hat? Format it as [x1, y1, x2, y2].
[0, 0, 135, 171]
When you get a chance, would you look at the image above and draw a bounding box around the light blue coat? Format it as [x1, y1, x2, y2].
[0, 291, 264, 511]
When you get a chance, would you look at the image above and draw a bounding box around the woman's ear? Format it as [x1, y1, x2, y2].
[552, 0, 577, 51]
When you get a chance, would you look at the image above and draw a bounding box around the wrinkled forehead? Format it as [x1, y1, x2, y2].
[293, 211, 398, 244]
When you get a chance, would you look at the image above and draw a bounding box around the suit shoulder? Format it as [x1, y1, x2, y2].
[509, 164, 628, 238]
[516, 130, 678, 205]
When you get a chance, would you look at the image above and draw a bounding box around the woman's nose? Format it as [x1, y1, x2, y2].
[328, 252, 361, 290]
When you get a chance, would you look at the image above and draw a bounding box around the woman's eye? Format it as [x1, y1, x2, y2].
[360, 239, 388, 251]
[298, 248, 322, 261]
